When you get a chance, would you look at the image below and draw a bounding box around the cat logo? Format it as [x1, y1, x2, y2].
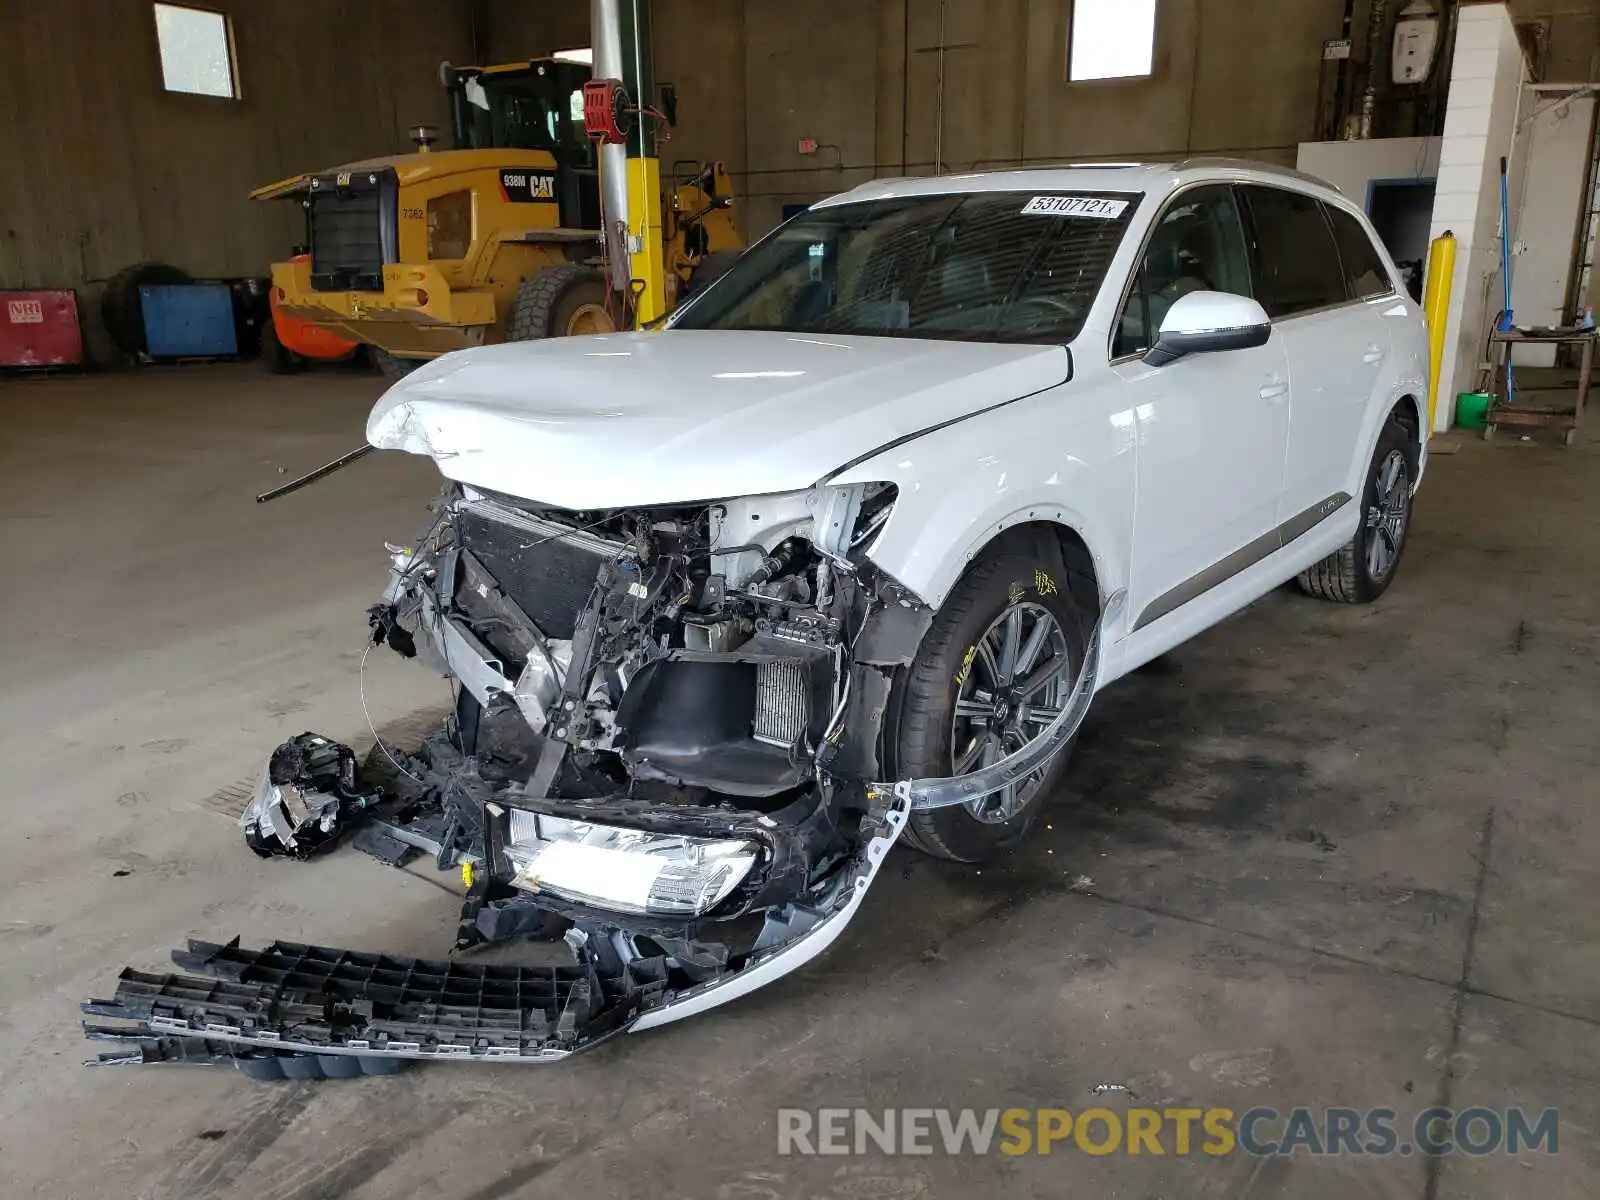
[499, 169, 559, 203]
[336, 171, 352, 187]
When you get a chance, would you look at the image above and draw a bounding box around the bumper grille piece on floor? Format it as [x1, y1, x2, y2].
[81, 938, 632, 1064]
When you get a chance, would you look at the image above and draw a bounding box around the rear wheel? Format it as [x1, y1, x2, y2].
[259, 319, 306, 374]
[372, 348, 422, 382]
[1298, 412, 1416, 604]
[508, 265, 614, 341]
[885, 534, 1092, 863]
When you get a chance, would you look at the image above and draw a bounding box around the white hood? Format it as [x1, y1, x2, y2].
[367, 329, 1069, 508]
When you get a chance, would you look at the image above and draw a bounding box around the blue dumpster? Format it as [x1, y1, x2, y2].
[138, 284, 238, 357]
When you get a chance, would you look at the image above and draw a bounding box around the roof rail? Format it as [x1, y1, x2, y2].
[1174, 156, 1335, 190]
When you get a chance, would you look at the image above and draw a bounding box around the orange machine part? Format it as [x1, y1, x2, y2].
[270, 257, 359, 360]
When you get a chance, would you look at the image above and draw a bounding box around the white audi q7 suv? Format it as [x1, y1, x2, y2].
[105, 161, 1431, 1063]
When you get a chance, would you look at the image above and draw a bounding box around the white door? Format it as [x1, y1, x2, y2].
[1240, 188, 1392, 532]
[1108, 183, 1292, 634]
[1274, 305, 1383, 526]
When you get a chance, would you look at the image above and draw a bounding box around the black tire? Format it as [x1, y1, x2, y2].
[884, 530, 1093, 863]
[684, 249, 742, 299]
[259, 319, 307, 374]
[100, 262, 192, 357]
[372, 348, 423, 382]
[1298, 412, 1417, 603]
[508, 265, 611, 341]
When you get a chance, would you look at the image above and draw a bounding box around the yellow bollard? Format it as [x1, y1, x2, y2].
[1422, 230, 1458, 434]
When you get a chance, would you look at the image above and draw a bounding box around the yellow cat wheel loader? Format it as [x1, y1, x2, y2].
[251, 2, 740, 380]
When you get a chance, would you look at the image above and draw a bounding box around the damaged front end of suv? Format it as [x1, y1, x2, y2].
[82, 177, 1153, 1068]
[84, 472, 1113, 1068]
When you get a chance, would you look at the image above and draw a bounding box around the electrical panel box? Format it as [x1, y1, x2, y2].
[0, 290, 85, 367]
[1393, 3, 1440, 85]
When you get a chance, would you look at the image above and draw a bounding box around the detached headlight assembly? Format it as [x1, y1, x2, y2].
[500, 809, 759, 918]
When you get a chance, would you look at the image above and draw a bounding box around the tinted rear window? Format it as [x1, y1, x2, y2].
[673, 192, 1138, 344]
[1240, 185, 1347, 318]
[1324, 204, 1394, 299]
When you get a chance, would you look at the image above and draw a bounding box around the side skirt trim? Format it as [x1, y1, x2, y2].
[1132, 491, 1352, 632]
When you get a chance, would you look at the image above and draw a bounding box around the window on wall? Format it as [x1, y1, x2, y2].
[153, 4, 237, 98]
[1069, 0, 1157, 81]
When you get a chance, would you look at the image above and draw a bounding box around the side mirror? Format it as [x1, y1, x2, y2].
[1143, 290, 1272, 367]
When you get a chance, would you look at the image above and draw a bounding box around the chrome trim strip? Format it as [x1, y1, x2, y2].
[1268, 292, 1396, 325]
[1132, 491, 1352, 632]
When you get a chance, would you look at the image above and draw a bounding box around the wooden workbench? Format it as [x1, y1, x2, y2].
[1484, 327, 1593, 446]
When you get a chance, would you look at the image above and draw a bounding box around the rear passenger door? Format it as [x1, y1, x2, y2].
[1240, 186, 1393, 536]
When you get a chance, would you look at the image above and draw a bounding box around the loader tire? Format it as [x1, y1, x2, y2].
[508, 265, 613, 341]
[259, 319, 306, 374]
[372, 348, 422, 382]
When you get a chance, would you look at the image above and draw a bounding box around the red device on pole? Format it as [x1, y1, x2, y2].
[583, 78, 632, 144]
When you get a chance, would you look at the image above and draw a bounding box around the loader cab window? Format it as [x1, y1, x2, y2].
[449, 62, 593, 160]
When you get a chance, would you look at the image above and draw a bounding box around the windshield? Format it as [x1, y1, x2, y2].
[672, 191, 1139, 344]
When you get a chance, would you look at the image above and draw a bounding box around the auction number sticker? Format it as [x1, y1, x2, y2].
[1020, 195, 1128, 218]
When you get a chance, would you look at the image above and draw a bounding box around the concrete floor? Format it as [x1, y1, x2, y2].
[1, 365, 1596, 1199]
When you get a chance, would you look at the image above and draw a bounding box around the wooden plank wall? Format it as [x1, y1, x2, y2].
[0, 0, 475, 356]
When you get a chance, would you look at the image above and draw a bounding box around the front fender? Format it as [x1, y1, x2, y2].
[828, 386, 1135, 620]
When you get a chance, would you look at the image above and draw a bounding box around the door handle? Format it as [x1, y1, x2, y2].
[1259, 379, 1289, 402]
[1362, 345, 1385, 364]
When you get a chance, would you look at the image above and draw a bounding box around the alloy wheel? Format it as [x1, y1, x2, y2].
[949, 601, 1075, 824]
[1365, 448, 1410, 582]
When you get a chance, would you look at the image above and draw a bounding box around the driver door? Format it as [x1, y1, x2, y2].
[1110, 184, 1291, 639]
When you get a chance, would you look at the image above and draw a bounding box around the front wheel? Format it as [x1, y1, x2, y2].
[884, 534, 1092, 863]
[372, 348, 422, 382]
[1298, 413, 1416, 603]
[508, 265, 614, 341]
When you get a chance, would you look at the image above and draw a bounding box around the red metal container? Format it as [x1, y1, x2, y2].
[0, 290, 85, 367]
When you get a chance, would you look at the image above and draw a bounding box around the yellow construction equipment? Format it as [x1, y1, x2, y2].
[252, 17, 739, 381]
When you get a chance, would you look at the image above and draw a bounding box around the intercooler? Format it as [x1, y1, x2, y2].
[753, 659, 809, 747]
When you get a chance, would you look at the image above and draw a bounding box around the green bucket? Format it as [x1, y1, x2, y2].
[1455, 391, 1491, 430]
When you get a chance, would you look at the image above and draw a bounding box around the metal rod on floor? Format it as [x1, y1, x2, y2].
[256, 444, 374, 503]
